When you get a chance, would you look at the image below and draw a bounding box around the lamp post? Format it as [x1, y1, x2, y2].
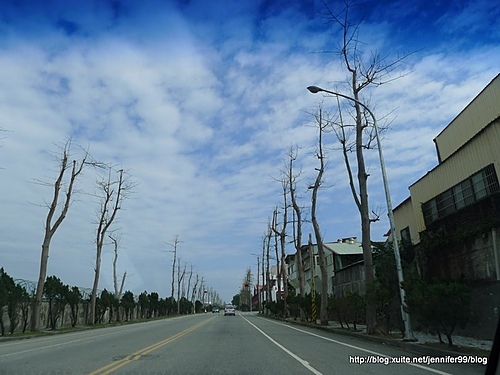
[308, 233, 317, 324]
[307, 85, 414, 340]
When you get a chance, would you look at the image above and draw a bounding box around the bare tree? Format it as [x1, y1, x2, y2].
[198, 276, 205, 307]
[181, 266, 187, 299]
[186, 264, 194, 304]
[31, 140, 88, 332]
[191, 273, 199, 312]
[260, 235, 267, 313]
[177, 261, 186, 314]
[286, 146, 306, 321]
[271, 182, 289, 316]
[319, 0, 412, 334]
[260, 239, 266, 313]
[254, 256, 261, 312]
[240, 268, 252, 310]
[169, 235, 180, 302]
[109, 234, 126, 322]
[272, 215, 280, 307]
[89, 168, 133, 324]
[309, 108, 329, 326]
[265, 224, 272, 309]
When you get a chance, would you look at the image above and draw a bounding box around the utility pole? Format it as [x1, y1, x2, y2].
[256, 257, 260, 311]
[309, 234, 317, 324]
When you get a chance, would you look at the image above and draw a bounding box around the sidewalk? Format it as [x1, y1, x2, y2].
[325, 320, 493, 350]
[280, 318, 493, 359]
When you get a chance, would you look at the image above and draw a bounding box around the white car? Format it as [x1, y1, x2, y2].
[224, 305, 236, 316]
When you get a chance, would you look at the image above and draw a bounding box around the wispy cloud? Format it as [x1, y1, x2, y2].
[0, 0, 498, 301]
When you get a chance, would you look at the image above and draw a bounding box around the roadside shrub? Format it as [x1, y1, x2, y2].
[405, 277, 472, 346]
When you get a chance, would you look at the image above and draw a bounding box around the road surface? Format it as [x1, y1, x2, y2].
[0, 312, 487, 374]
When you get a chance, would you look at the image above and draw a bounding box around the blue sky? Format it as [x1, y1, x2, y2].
[0, 0, 499, 303]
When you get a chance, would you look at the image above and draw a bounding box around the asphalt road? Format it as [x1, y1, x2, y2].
[0, 312, 487, 374]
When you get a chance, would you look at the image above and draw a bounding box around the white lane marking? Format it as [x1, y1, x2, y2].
[241, 315, 323, 375]
[261, 318, 452, 375]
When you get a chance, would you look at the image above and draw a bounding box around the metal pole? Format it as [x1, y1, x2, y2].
[309, 233, 317, 324]
[307, 86, 414, 340]
[257, 257, 260, 311]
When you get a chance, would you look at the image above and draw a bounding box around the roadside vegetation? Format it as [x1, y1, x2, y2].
[0, 267, 211, 337]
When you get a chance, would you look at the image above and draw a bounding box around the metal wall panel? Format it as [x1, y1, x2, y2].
[409, 121, 500, 235]
[434, 75, 500, 162]
[393, 197, 421, 245]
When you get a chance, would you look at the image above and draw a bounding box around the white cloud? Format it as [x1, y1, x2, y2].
[0, 0, 499, 302]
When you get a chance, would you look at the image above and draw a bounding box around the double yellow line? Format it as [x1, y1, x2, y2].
[89, 317, 214, 375]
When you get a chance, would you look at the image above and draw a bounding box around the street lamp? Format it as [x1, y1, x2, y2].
[307, 85, 414, 340]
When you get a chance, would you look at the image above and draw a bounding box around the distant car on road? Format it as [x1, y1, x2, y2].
[212, 307, 219, 313]
[224, 305, 235, 316]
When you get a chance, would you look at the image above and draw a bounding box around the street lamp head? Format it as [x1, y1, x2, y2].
[307, 85, 323, 94]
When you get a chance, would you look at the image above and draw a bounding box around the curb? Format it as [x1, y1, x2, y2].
[261, 314, 489, 367]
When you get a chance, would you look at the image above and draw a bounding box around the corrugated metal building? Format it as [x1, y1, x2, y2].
[392, 74, 500, 339]
[394, 73, 500, 250]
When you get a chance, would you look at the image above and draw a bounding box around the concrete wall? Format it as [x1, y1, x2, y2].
[455, 281, 500, 341]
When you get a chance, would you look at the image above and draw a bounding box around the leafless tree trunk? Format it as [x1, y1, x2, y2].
[261, 235, 266, 313]
[271, 184, 288, 315]
[286, 146, 306, 321]
[322, 0, 412, 334]
[170, 235, 179, 301]
[31, 140, 87, 332]
[198, 276, 205, 308]
[186, 265, 193, 303]
[242, 268, 252, 310]
[177, 261, 186, 314]
[273, 218, 280, 305]
[309, 108, 329, 326]
[181, 266, 187, 299]
[89, 168, 131, 325]
[109, 234, 126, 322]
[265, 225, 272, 309]
[191, 273, 199, 312]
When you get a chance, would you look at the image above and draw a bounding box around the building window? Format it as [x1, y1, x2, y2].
[437, 189, 455, 217]
[453, 179, 474, 209]
[472, 172, 487, 200]
[422, 164, 500, 226]
[400, 226, 412, 251]
[422, 198, 438, 225]
[484, 164, 500, 195]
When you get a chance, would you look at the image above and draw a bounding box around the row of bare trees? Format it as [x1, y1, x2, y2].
[259, 0, 411, 334]
[25, 139, 218, 331]
[165, 235, 220, 312]
[238, 268, 252, 310]
[31, 140, 135, 331]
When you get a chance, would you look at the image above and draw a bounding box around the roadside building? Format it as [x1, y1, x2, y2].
[392, 74, 500, 339]
[287, 237, 364, 296]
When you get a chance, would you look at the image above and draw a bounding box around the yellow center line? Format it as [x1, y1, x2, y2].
[89, 317, 215, 375]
